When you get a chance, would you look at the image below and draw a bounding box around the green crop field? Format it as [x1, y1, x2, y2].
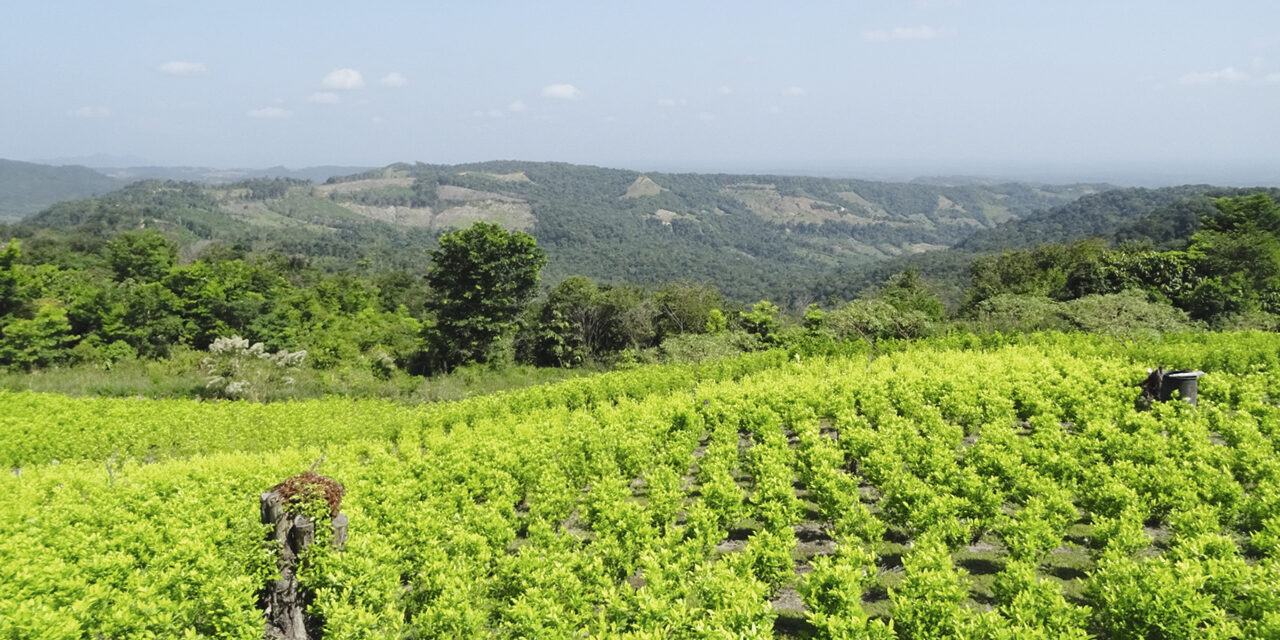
[2, 333, 1278, 639]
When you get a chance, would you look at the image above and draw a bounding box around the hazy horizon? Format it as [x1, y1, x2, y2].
[5, 1, 1279, 187]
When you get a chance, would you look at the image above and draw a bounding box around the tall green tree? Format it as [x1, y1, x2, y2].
[0, 301, 76, 370]
[163, 259, 285, 348]
[881, 268, 945, 321]
[425, 222, 546, 370]
[105, 231, 176, 282]
[1180, 194, 1280, 320]
[534, 275, 599, 367]
[652, 282, 723, 341]
[739, 300, 782, 342]
[0, 239, 20, 318]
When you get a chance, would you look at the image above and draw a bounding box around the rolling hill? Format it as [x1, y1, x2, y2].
[957, 185, 1280, 252]
[5, 160, 1106, 301]
[809, 184, 1280, 306]
[0, 159, 121, 219]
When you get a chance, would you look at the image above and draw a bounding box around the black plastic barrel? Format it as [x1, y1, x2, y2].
[1160, 370, 1205, 405]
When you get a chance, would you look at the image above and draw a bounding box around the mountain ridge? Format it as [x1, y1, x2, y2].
[0, 159, 121, 219]
[4, 159, 1107, 301]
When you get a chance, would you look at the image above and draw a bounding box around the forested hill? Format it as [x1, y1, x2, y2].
[808, 184, 1280, 306]
[5, 160, 1102, 301]
[0, 159, 121, 219]
[957, 185, 1280, 253]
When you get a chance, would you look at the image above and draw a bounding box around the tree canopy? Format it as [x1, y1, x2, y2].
[425, 222, 546, 370]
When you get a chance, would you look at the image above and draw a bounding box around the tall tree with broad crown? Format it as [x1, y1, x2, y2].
[425, 222, 546, 370]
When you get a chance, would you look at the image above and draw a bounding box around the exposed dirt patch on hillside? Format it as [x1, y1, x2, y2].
[436, 185, 524, 203]
[980, 202, 1014, 224]
[459, 171, 533, 183]
[342, 204, 436, 227]
[220, 201, 339, 231]
[652, 209, 694, 226]
[338, 197, 533, 231]
[936, 195, 965, 214]
[624, 176, 664, 198]
[723, 183, 849, 225]
[903, 242, 950, 253]
[837, 191, 890, 218]
[433, 201, 535, 231]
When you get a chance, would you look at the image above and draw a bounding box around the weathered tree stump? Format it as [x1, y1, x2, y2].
[260, 473, 347, 640]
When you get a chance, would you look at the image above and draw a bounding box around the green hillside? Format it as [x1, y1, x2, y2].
[811, 185, 1280, 306]
[958, 185, 1280, 252]
[6, 161, 1103, 301]
[0, 159, 120, 219]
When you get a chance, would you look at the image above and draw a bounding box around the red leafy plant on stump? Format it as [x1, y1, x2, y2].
[272, 471, 344, 518]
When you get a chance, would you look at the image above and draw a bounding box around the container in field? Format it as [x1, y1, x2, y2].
[1138, 368, 1206, 407]
[1160, 370, 1205, 405]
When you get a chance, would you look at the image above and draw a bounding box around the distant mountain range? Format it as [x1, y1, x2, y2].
[0, 159, 120, 219]
[0, 159, 373, 219]
[15, 158, 1272, 305]
[93, 165, 375, 185]
[1, 160, 1106, 301]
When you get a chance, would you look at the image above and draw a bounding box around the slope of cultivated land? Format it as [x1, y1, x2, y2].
[2, 333, 1279, 638]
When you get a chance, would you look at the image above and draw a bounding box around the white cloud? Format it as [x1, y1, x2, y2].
[321, 68, 364, 90]
[1265, 72, 1280, 84]
[159, 61, 207, 77]
[308, 92, 341, 104]
[782, 86, 806, 96]
[507, 99, 527, 112]
[716, 85, 733, 95]
[766, 105, 782, 115]
[1178, 66, 1248, 85]
[696, 112, 716, 121]
[657, 97, 687, 107]
[247, 107, 293, 119]
[379, 72, 408, 88]
[68, 106, 111, 118]
[372, 116, 386, 125]
[863, 26, 955, 42]
[487, 109, 503, 118]
[541, 83, 583, 100]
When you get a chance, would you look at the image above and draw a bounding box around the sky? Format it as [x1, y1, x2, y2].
[3, 1, 1279, 185]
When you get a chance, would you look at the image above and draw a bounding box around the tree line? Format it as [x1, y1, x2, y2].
[962, 192, 1280, 328]
[0, 194, 1275, 394]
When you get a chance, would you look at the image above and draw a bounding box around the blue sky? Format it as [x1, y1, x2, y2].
[3, 1, 1279, 184]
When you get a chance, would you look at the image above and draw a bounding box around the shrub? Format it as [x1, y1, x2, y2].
[1062, 290, 1194, 339]
[826, 298, 937, 344]
[201, 335, 306, 401]
[962, 294, 1070, 334]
